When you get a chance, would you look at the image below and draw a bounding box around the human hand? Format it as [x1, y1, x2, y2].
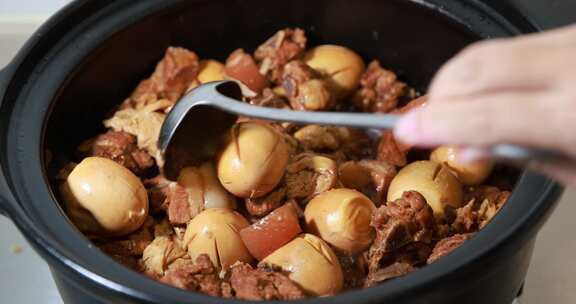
[394, 25, 576, 186]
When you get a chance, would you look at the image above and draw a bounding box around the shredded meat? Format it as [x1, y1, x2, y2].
[451, 200, 477, 233]
[255, 28, 307, 83]
[229, 263, 305, 301]
[78, 131, 154, 176]
[245, 187, 287, 217]
[452, 186, 511, 232]
[142, 236, 187, 276]
[161, 255, 232, 297]
[353, 60, 407, 113]
[427, 234, 474, 264]
[464, 186, 511, 208]
[122, 47, 199, 110]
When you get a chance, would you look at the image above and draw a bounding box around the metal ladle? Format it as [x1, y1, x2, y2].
[158, 80, 573, 180]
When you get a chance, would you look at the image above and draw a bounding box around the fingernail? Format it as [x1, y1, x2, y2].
[394, 111, 421, 144]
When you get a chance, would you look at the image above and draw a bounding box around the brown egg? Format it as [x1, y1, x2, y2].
[61, 157, 148, 236]
[303, 45, 365, 97]
[217, 122, 289, 198]
[178, 162, 236, 209]
[430, 145, 494, 186]
[261, 234, 343, 296]
[183, 208, 251, 269]
[197, 59, 225, 83]
[304, 188, 376, 254]
[387, 160, 464, 219]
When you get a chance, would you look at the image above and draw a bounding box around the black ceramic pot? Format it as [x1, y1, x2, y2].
[0, 1, 564, 303]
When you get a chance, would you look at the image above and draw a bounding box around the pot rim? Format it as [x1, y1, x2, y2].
[0, 0, 563, 303]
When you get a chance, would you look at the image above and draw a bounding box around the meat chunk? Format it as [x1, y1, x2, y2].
[225, 49, 269, 95]
[364, 242, 430, 287]
[376, 131, 410, 167]
[144, 175, 173, 212]
[143, 175, 203, 225]
[293, 125, 372, 159]
[123, 47, 200, 110]
[364, 262, 415, 287]
[367, 191, 435, 274]
[99, 218, 154, 256]
[337, 253, 368, 290]
[285, 153, 338, 202]
[161, 255, 231, 297]
[98, 217, 155, 269]
[353, 60, 407, 113]
[255, 28, 307, 83]
[427, 234, 474, 264]
[245, 187, 286, 217]
[371, 191, 435, 252]
[282, 60, 335, 111]
[78, 131, 155, 176]
[338, 160, 396, 205]
[166, 182, 203, 225]
[229, 263, 305, 300]
[375, 96, 428, 166]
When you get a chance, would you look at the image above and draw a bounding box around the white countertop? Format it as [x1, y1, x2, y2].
[1, 3, 575, 303]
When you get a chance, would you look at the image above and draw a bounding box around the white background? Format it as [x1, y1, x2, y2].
[0, 0, 69, 20]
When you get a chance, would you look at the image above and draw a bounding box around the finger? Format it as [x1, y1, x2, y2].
[428, 39, 575, 100]
[393, 92, 575, 152]
[529, 162, 576, 187]
[514, 24, 576, 48]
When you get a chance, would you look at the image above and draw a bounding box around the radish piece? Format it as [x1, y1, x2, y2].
[240, 203, 302, 260]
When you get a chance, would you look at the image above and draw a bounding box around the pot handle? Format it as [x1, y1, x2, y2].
[0, 65, 16, 217]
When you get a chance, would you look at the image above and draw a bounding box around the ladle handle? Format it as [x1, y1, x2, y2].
[209, 81, 576, 170]
[209, 81, 400, 129]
